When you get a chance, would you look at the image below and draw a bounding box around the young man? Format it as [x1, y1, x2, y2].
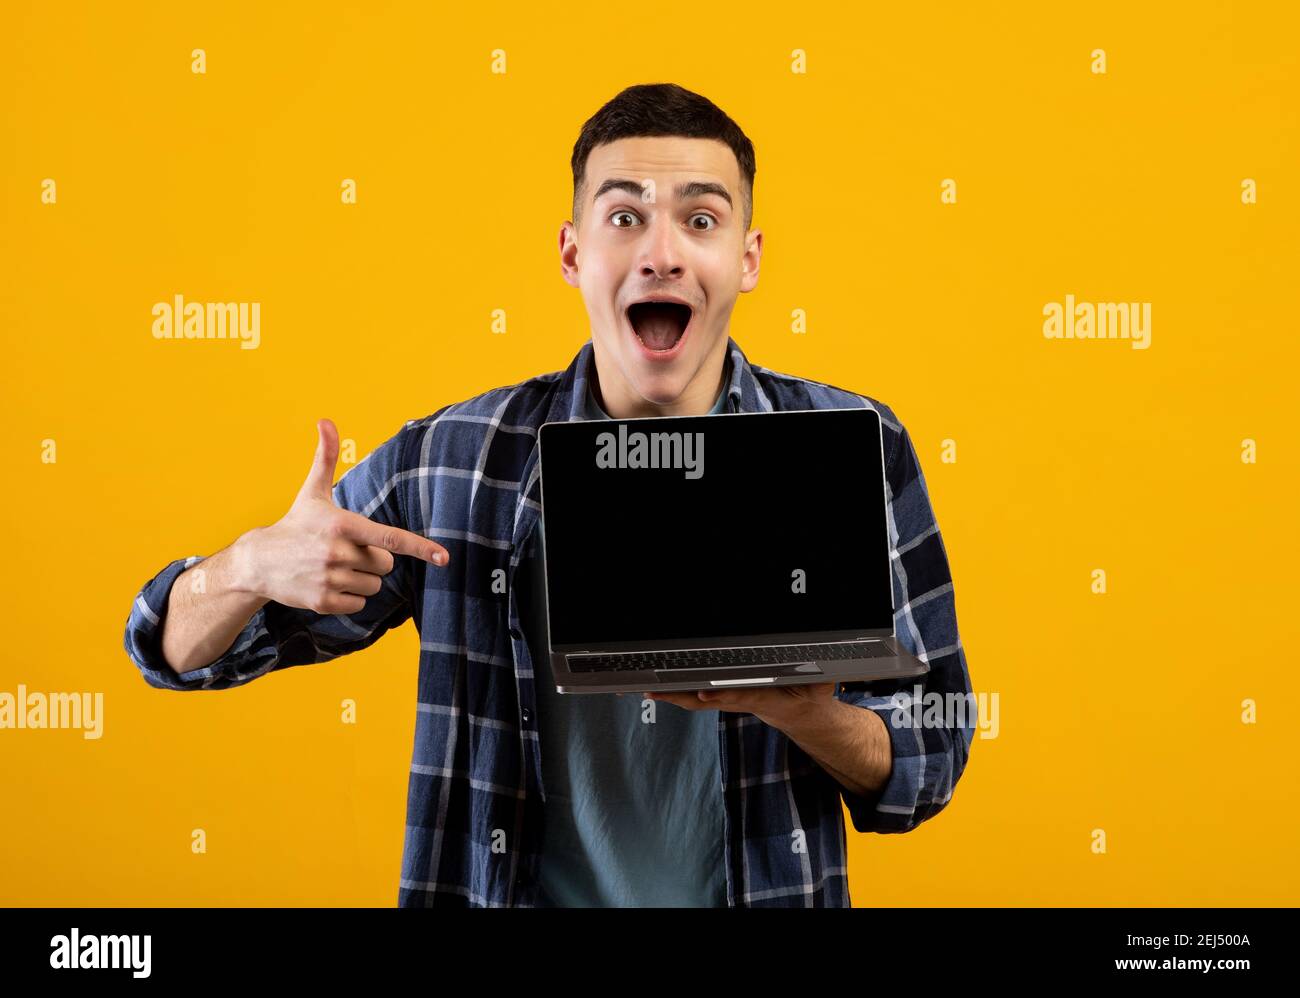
[124, 83, 975, 908]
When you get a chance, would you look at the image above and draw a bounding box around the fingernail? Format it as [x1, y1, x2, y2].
[433, 552, 447, 566]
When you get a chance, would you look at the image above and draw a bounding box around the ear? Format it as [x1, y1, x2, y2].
[739, 228, 763, 293]
[558, 220, 581, 289]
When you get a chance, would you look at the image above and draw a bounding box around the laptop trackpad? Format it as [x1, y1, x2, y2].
[653, 662, 823, 685]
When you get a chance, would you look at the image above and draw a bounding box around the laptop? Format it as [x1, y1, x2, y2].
[535, 406, 931, 693]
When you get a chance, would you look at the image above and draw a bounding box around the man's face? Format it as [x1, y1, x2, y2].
[560, 136, 762, 418]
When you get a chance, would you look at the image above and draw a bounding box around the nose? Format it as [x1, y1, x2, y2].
[638, 212, 685, 281]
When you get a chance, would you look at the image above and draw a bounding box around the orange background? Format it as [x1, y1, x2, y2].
[1, 1, 1296, 905]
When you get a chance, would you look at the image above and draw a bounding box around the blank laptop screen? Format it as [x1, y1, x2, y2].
[537, 407, 895, 648]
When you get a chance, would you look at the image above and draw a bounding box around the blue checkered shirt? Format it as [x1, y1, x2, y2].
[123, 336, 975, 907]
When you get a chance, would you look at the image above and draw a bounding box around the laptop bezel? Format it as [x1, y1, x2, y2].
[535, 406, 897, 656]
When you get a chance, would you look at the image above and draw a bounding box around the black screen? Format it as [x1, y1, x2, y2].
[537, 407, 894, 648]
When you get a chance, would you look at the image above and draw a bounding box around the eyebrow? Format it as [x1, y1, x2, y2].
[592, 178, 733, 209]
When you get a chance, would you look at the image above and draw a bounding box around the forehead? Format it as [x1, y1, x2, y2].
[584, 136, 740, 200]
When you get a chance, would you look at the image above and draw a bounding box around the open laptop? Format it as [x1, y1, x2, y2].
[536, 407, 930, 693]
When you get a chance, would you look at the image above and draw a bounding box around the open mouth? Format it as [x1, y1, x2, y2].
[626, 300, 693, 353]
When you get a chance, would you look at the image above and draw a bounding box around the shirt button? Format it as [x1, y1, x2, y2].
[521, 708, 531, 723]
[509, 627, 523, 641]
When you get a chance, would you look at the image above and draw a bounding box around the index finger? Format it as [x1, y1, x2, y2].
[334, 510, 449, 565]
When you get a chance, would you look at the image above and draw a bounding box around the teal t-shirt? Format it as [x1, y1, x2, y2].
[517, 378, 730, 907]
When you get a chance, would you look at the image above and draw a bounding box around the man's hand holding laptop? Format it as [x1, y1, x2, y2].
[631, 683, 894, 799]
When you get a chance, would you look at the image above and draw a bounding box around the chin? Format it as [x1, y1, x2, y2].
[630, 377, 691, 407]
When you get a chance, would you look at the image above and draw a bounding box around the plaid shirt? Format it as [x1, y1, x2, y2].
[123, 336, 975, 907]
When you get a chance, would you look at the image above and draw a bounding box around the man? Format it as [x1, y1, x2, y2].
[124, 82, 975, 907]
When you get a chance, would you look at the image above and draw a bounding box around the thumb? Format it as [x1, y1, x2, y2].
[299, 418, 340, 502]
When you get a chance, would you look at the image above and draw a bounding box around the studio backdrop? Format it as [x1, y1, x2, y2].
[1, 1, 1296, 906]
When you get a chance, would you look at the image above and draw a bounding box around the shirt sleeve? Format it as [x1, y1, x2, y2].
[834, 417, 976, 833]
[122, 420, 422, 692]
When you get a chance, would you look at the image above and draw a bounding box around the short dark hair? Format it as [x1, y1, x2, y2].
[571, 83, 757, 232]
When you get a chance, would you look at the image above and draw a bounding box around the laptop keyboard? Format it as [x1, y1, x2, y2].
[566, 641, 895, 673]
